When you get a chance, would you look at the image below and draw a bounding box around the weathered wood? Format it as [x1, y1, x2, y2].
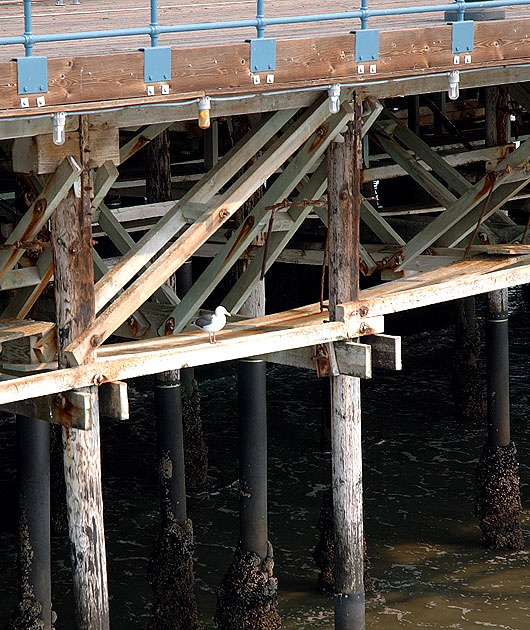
[165, 102, 353, 334]
[339, 255, 530, 320]
[0, 19, 530, 115]
[361, 334, 402, 371]
[328, 94, 365, 628]
[120, 123, 172, 164]
[99, 381, 129, 421]
[66, 98, 334, 364]
[2, 390, 92, 430]
[0, 156, 81, 281]
[92, 108, 297, 314]
[12, 128, 119, 174]
[50, 117, 110, 630]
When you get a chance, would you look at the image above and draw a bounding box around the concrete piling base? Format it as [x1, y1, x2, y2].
[476, 441, 525, 551]
[215, 542, 281, 630]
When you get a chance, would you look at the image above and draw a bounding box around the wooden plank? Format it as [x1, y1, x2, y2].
[361, 334, 402, 371]
[334, 341, 372, 379]
[338, 256, 530, 320]
[0, 156, 81, 281]
[66, 97, 334, 364]
[0, 19, 528, 115]
[12, 128, 119, 174]
[0, 390, 92, 430]
[164, 101, 353, 333]
[0, 318, 54, 343]
[92, 107, 297, 313]
[98, 381, 129, 421]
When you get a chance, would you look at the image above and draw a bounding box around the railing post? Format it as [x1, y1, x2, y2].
[360, 0, 369, 29]
[23, 0, 33, 56]
[256, 0, 265, 38]
[150, 0, 159, 46]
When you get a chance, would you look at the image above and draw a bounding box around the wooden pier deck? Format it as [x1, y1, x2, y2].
[1, 0, 530, 115]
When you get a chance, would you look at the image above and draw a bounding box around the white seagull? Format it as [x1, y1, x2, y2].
[193, 306, 231, 344]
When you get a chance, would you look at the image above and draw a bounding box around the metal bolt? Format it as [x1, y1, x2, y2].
[90, 334, 101, 347]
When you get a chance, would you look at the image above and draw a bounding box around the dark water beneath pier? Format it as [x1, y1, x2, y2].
[2, 289, 530, 628]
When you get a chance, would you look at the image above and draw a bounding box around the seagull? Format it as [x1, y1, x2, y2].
[193, 306, 231, 344]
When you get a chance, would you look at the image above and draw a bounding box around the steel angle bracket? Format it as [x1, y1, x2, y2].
[248, 37, 276, 73]
[353, 29, 379, 63]
[452, 20, 474, 54]
[16, 56, 48, 94]
[143, 46, 171, 83]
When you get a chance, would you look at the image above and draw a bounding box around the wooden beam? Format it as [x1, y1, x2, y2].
[1, 390, 92, 430]
[361, 333, 402, 371]
[164, 102, 353, 333]
[98, 381, 129, 421]
[92, 108, 298, 313]
[339, 255, 530, 320]
[0, 156, 81, 281]
[223, 160, 328, 314]
[119, 123, 172, 164]
[66, 97, 335, 364]
[395, 137, 530, 270]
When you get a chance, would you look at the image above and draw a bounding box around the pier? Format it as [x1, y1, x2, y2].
[1, 0, 530, 628]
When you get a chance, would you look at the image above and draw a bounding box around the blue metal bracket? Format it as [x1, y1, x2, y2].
[16, 56, 48, 94]
[248, 38, 276, 73]
[452, 20, 474, 54]
[354, 29, 379, 63]
[143, 46, 171, 83]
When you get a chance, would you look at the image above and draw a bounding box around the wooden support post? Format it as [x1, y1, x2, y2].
[50, 117, 110, 630]
[328, 95, 365, 628]
[8, 415, 52, 630]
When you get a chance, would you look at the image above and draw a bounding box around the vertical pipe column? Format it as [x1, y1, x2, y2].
[486, 290, 510, 447]
[476, 87, 524, 551]
[10, 415, 51, 630]
[155, 371, 187, 526]
[146, 129, 200, 630]
[175, 260, 208, 489]
[50, 116, 110, 630]
[238, 359, 268, 560]
[328, 94, 365, 629]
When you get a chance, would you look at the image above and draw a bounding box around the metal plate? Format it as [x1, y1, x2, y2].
[249, 38, 276, 73]
[143, 46, 171, 83]
[354, 29, 379, 63]
[452, 20, 474, 54]
[16, 56, 48, 95]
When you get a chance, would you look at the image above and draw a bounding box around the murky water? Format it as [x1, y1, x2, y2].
[2, 288, 530, 628]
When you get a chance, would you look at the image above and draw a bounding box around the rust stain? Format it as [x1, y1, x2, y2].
[52, 393, 75, 428]
[312, 343, 332, 378]
[225, 215, 255, 260]
[308, 124, 329, 154]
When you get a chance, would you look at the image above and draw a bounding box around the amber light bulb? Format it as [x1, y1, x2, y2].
[198, 96, 211, 130]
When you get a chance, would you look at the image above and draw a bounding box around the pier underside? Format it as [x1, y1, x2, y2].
[1, 73, 530, 421]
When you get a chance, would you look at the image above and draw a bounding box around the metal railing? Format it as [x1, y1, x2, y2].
[2, 0, 530, 58]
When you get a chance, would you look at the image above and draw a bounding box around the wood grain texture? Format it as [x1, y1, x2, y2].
[50, 119, 110, 630]
[0, 17, 529, 115]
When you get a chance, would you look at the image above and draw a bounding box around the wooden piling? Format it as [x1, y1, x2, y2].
[328, 95, 365, 628]
[50, 116, 110, 629]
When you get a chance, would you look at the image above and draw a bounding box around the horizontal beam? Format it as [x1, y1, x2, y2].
[254, 333, 401, 377]
[338, 255, 530, 320]
[1, 389, 92, 430]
